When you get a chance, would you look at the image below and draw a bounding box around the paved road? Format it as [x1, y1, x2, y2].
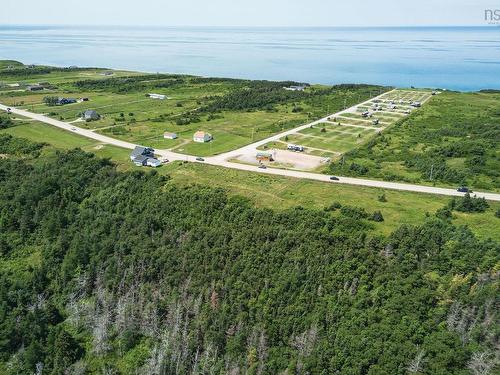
[2, 100, 500, 202]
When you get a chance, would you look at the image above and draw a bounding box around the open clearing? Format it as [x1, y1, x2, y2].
[249, 89, 432, 169]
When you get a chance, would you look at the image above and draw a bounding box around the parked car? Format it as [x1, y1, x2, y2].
[457, 187, 471, 193]
[6, 107, 11, 113]
[71, 127, 77, 131]
[258, 165, 267, 169]
[196, 157, 204, 162]
[329, 176, 339, 181]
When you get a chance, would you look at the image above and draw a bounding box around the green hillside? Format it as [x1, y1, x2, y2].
[0, 138, 498, 374]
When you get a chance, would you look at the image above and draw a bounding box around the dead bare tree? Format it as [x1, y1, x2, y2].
[292, 323, 318, 374]
[406, 346, 426, 373]
[467, 351, 497, 375]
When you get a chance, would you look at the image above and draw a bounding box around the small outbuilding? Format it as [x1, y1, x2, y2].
[57, 98, 77, 105]
[148, 93, 167, 100]
[256, 152, 274, 162]
[284, 85, 307, 91]
[82, 110, 100, 121]
[163, 132, 178, 139]
[26, 85, 43, 92]
[193, 131, 212, 143]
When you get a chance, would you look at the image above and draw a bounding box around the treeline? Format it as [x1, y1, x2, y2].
[202, 85, 308, 112]
[0, 148, 498, 374]
[0, 134, 45, 157]
[0, 65, 97, 78]
[0, 115, 14, 129]
[73, 74, 187, 93]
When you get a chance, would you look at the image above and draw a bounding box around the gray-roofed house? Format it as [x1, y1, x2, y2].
[130, 146, 161, 167]
[130, 146, 154, 161]
[82, 110, 100, 121]
[132, 154, 149, 167]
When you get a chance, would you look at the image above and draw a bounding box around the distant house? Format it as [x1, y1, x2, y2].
[82, 110, 100, 121]
[101, 71, 113, 76]
[130, 146, 161, 168]
[284, 85, 306, 91]
[148, 93, 167, 100]
[26, 85, 43, 92]
[163, 132, 178, 139]
[193, 131, 212, 143]
[57, 97, 77, 105]
[256, 152, 274, 161]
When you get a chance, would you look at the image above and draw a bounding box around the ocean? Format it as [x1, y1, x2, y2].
[0, 25, 499, 91]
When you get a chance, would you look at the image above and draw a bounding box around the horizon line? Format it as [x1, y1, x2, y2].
[0, 23, 496, 29]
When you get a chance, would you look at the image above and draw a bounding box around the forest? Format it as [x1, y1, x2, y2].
[0, 136, 498, 374]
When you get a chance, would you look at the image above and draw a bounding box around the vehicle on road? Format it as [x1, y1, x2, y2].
[196, 157, 204, 162]
[329, 176, 340, 181]
[258, 165, 267, 169]
[6, 108, 11, 113]
[71, 127, 77, 131]
[457, 187, 471, 193]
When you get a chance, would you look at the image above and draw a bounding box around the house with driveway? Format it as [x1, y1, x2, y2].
[82, 110, 100, 121]
[193, 131, 212, 143]
[130, 146, 161, 167]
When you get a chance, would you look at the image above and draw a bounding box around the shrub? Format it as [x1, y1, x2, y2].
[450, 193, 489, 213]
[370, 211, 384, 222]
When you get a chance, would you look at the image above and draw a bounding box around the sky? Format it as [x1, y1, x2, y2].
[0, 0, 497, 27]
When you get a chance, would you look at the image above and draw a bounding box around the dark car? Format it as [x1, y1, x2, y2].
[457, 187, 471, 193]
[195, 157, 204, 162]
[329, 176, 339, 181]
[258, 165, 267, 169]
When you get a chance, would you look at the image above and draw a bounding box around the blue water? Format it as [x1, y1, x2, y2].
[0, 25, 499, 91]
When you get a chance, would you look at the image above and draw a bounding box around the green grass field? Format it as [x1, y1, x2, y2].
[0, 62, 385, 156]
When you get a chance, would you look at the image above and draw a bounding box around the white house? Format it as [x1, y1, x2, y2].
[193, 131, 212, 143]
[163, 132, 178, 139]
[284, 85, 306, 91]
[148, 93, 167, 100]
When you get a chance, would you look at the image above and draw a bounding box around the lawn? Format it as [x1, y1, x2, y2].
[282, 124, 378, 153]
